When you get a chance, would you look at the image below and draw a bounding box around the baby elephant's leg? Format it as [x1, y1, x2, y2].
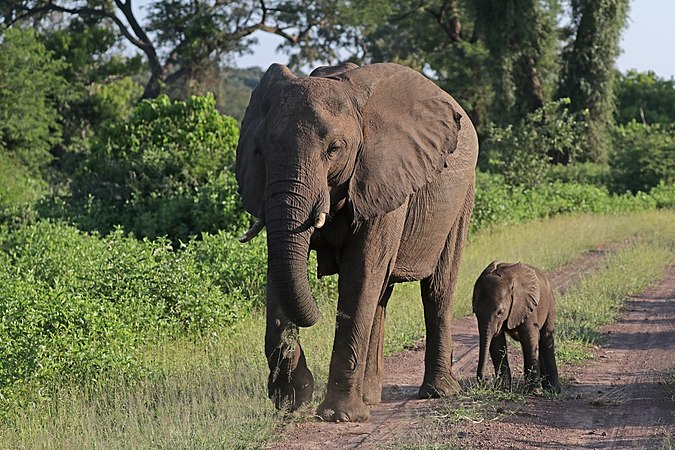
[519, 326, 542, 391]
[490, 332, 512, 389]
[539, 321, 561, 393]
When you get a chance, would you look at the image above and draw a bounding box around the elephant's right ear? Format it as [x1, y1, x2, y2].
[236, 64, 296, 217]
[499, 263, 540, 329]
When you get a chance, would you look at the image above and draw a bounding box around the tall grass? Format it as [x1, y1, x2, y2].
[1, 210, 673, 449]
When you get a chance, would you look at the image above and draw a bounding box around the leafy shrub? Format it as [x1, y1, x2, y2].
[610, 121, 675, 194]
[546, 162, 611, 187]
[0, 214, 337, 406]
[483, 99, 588, 187]
[67, 94, 244, 242]
[0, 220, 254, 397]
[649, 182, 675, 209]
[471, 171, 658, 232]
[0, 153, 46, 208]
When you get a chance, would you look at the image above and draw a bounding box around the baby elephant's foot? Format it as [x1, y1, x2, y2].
[419, 374, 461, 399]
[542, 378, 562, 394]
[317, 394, 370, 422]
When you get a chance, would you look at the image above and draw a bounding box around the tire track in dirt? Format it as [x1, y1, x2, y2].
[275, 245, 621, 449]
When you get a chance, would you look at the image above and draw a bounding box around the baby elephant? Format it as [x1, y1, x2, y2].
[472, 261, 561, 393]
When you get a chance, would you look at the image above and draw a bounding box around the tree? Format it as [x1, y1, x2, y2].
[293, 0, 561, 129]
[2, 1, 337, 99]
[0, 28, 66, 174]
[472, 0, 559, 124]
[558, 0, 629, 162]
[615, 70, 675, 125]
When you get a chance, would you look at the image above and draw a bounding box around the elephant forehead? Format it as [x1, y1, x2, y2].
[276, 79, 356, 117]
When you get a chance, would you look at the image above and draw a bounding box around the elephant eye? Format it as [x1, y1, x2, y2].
[326, 141, 344, 158]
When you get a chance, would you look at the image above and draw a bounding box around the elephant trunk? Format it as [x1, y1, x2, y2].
[477, 320, 492, 381]
[265, 186, 322, 328]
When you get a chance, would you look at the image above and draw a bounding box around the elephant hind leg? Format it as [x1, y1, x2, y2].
[363, 284, 394, 405]
[539, 322, 562, 393]
[419, 183, 474, 399]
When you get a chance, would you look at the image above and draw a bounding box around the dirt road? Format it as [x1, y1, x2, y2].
[275, 249, 675, 449]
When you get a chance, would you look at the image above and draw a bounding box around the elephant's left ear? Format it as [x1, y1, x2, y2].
[340, 63, 463, 221]
[501, 263, 540, 329]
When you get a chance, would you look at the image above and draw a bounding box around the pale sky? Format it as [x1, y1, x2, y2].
[132, 0, 675, 79]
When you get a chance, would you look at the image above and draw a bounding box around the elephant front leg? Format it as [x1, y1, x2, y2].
[317, 296, 377, 422]
[490, 332, 512, 389]
[265, 283, 314, 412]
[317, 213, 404, 422]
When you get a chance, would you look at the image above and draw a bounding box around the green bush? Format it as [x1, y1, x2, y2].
[0, 219, 262, 399]
[483, 99, 588, 187]
[610, 122, 675, 194]
[471, 171, 658, 232]
[67, 94, 244, 242]
[0, 153, 46, 208]
[0, 28, 66, 175]
[649, 182, 675, 209]
[546, 162, 611, 187]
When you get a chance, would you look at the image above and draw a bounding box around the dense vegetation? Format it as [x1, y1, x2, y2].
[0, 1, 673, 443]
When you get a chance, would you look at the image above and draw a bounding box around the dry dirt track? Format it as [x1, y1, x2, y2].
[274, 248, 675, 449]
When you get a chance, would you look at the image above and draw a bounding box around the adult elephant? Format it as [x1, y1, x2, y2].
[236, 62, 478, 422]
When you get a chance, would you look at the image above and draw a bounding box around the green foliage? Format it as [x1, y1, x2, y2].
[558, 0, 630, 162]
[546, 162, 611, 186]
[0, 153, 46, 208]
[610, 122, 675, 194]
[483, 99, 588, 186]
[649, 182, 675, 210]
[615, 70, 675, 125]
[0, 27, 66, 174]
[472, 0, 559, 123]
[471, 171, 661, 233]
[0, 218, 269, 402]
[67, 94, 245, 242]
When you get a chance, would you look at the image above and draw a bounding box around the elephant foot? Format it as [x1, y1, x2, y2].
[541, 378, 562, 395]
[267, 363, 314, 412]
[419, 374, 461, 399]
[317, 395, 370, 422]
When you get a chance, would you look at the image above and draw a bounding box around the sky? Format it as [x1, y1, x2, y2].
[133, 0, 675, 79]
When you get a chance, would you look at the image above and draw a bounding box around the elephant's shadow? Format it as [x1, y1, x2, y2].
[381, 384, 423, 402]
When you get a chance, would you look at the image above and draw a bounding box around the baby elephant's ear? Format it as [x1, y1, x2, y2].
[501, 263, 540, 329]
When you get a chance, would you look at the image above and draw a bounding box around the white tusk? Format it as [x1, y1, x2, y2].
[239, 218, 265, 243]
[314, 212, 327, 229]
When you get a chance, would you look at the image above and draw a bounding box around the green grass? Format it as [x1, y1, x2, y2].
[1, 210, 674, 449]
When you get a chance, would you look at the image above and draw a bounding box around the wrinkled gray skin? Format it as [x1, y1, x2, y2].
[236, 62, 478, 422]
[472, 261, 562, 394]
